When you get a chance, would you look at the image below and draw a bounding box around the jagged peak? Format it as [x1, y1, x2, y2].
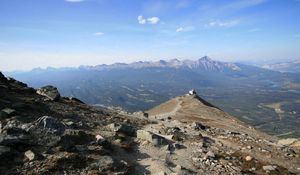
[199, 56, 213, 62]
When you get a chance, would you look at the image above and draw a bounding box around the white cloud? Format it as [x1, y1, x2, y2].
[65, 0, 85, 2]
[176, 27, 184, 32]
[138, 16, 160, 25]
[147, 17, 160, 24]
[207, 20, 239, 28]
[176, 26, 195, 32]
[94, 32, 104, 36]
[137, 15, 146, 24]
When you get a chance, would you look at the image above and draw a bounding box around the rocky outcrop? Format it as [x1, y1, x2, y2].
[36, 85, 60, 101]
[137, 130, 169, 146]
[27, 116, 65, 146]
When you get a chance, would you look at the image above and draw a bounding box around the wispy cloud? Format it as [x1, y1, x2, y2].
[65, 0, 85, 2]
[206, 20, 239, 28]
[176, 26, 195, 32]
[147, 17, 160, 24]
[137, 15, 160, 25]
[94, 32, 104, 36]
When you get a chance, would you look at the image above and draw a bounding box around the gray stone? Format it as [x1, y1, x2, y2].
[36, 85, 60, 101]
[204, 151, 215, 159]
[108, 123, 135, 136]
[63, 119, 77, 128]
[137, 130, 168, 146]
[28, 116, 65, 146]
[60, 129, 94, 150]
[2, 108, 15, 115]
[263, 165, 276, 171]
[191, 122, 206, 130]
[32, 116, 65, 135]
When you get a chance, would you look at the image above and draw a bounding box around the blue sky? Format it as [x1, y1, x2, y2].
[0, 0, 300, 71]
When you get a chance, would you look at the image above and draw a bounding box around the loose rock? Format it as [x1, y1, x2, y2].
[245, 155, 253, 161]
[24, 150, 35, 161]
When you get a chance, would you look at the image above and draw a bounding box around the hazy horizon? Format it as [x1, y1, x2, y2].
[1, 0, 300, 71]
[2, 56, 298, 72]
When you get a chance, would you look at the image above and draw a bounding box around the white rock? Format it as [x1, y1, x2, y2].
[95, 134, 104, 141]
[24, 150, 35, 161]
[263, 165, 276, 171]
[245, 156, 253, 161]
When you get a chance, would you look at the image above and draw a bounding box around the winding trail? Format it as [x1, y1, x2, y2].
[146, 96, 183, 119]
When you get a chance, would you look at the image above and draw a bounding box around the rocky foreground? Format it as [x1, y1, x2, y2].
[0, 71, 300, 175]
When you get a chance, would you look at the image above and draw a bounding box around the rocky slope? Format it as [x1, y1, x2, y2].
[0, 71, 299, 175]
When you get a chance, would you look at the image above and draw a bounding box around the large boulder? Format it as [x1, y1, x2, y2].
[137, 130, 168, 146]
[27, 116, 65, 146]
[59, 129, 94, 150]
[108, 123, 135, 136]
[36, 85, 60, 101]
[31, 116, 65, 135]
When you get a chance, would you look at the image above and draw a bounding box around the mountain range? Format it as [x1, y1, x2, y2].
[82, 56, 241, 72]
[262, 60, 300, 73]
[5, 57, 300, 138]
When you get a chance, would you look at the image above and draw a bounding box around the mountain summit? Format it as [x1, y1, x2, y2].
[0, 72, 299, 174]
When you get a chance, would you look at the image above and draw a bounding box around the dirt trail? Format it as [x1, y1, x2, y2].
[146, 96, 183, 119]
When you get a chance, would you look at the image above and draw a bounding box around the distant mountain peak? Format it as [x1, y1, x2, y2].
[88, 57, 241, 72]
[199, 56, 213, 61]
